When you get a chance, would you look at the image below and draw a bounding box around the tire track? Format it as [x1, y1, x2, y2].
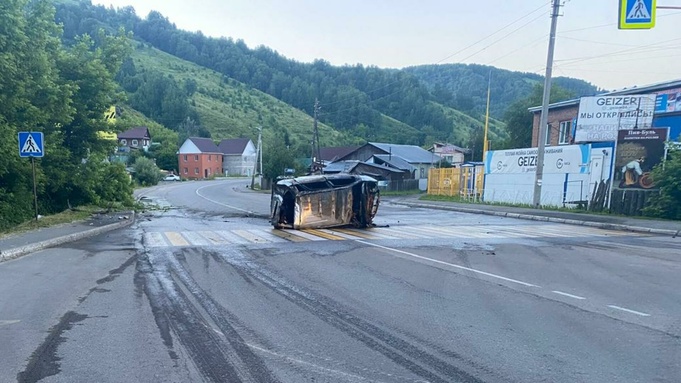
[137, 248, 279, 383]
[217, 249, 489, 383]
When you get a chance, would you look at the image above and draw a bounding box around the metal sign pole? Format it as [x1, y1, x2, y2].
[31, 156, 39, 221]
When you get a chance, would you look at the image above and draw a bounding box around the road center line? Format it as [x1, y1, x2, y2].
[354, 239, 539, 288]
[608, 305, 651, 317]
[195, 184, 254, 214]
[552, 290, 586, 300]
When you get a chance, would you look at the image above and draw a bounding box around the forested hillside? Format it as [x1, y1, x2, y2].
[53, 0, 509, 148]
[404, 64, 601, 119]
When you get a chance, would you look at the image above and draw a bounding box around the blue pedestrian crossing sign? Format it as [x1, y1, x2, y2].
[18, 132, 44, 158]
[619, 0, 656, 29]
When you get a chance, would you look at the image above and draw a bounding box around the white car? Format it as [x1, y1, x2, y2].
[164, 174, 180, 181]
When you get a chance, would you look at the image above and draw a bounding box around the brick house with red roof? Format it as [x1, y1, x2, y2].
[178, 137, 223, 179]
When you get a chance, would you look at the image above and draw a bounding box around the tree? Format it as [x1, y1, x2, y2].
[0, 0, 133, 229]
[263, 142, 296, 181]
[643, 148, 681, 220]
[133, 156, 162, 186]
[503, 84, 575, 149]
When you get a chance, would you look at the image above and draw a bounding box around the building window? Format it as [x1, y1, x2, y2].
[194, 155, 199, 161]
[120, 139, 127, 145]
[183, 167, 188, 174]
[207, 168, 211, 175]
[183, 155, 187, 162]
[208, 155, 211, 161]
[132, 139, 138, 147]
[545, 124, 552, 146]
[194, 168, 199, 174]
[559, 121, 571, 145]
[420, 167, 425, 178]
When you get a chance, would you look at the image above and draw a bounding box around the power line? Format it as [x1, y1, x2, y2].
[319, 2, 551, 108]
[433, 2, 550, 64]
[555, 36, 681, 64]
[560, 10, 681, 34]
[457, 12, 548, 64]
[486, 35, 548, 66]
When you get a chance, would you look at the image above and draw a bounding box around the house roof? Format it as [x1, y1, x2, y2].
[430, 142, 470, 154]
[219, 138, 251, 155]
[528, 78, 681, 113]
[323, 161, 361, 173]
[372, 154, 416, 171]
[368, 142, 440, 164]
[323, 160, 407, 176]
[188, 137, 221, 153]
[320, 146, 359, 162]
[118, 127, 150, 140]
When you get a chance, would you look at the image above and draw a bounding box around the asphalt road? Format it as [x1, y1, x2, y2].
[2, 178, 680, 382]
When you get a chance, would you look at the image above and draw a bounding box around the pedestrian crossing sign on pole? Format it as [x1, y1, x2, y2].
[619, 0, 656, 29]
[18, 132, 44, 158]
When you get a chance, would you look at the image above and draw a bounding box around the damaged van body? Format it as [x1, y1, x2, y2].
[270, 174, 380, 229]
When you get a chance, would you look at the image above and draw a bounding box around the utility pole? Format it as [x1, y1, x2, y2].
[250, 126, 262, 189]
[533, 0, 562, 208]
[482, 71, 492, 162]
[311, 98, 322, 174]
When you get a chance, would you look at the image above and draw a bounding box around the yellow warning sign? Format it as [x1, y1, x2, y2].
[104, 106, 117, 124]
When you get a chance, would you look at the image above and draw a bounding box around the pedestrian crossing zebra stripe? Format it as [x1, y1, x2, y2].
[143, 224, 634, 248]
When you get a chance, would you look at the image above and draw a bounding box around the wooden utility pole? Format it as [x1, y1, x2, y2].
[311, 99, 322, 174]
[250, 126, 262, 189]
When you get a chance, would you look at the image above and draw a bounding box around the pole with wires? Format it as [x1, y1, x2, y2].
[533, 0, 562, 208]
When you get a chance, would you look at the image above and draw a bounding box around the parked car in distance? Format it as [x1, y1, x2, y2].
[164, 174, 180, 181]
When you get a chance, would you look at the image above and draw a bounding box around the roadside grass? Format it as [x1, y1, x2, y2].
[418, 194, 679, 220]
[0, 204, 131, 237]
[380, 190, 425, 197]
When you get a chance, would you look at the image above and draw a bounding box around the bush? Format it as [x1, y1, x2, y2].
[644, 149, 681, 220]
[133, 157, 162, 186]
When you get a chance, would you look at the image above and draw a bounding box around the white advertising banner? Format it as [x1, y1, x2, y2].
[485, 145, 590, 175]
[574, 95, 656, 142]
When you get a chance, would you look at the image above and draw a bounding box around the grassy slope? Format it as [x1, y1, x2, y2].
[431, 101, 508, 144]
[130, 44, 349, 147]
[130, 45, 505, 150]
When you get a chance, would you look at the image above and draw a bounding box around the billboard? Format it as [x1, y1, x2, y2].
[614, 127, 669, 189]
[655, 88, 681, 114]
[574, 95, 656, 142]
[485, 145, 590, 175]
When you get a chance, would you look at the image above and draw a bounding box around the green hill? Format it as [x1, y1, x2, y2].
[404, 64, 601, 119]
[129, 44, 350, 148]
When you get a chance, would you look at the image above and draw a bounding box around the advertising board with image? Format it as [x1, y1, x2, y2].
[614, 127, 669, 190]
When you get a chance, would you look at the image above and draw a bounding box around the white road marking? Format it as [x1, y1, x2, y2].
[0, 320, 21, 326]
[207, 325, 396, 382]
[552, 290, 586, 300]
[608, 305, 651, 317]
[354, 240, 539, 288]
[195, 184, 254, 214]
[245, 343, 390, 383]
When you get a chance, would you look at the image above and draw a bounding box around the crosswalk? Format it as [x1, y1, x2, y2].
[143, 224, 634, 248]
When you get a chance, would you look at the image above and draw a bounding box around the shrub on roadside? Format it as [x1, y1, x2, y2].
[133, 157, 163, 186]
[643, 148, 681, 220]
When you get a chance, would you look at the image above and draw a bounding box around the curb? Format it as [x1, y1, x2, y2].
[0, 211, 136, 263]
[392, 201, 680, 237]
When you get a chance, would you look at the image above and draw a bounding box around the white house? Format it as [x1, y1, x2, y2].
[218, 138, 256, 176]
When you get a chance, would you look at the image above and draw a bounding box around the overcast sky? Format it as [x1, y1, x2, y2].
[91, 0, 681, 91]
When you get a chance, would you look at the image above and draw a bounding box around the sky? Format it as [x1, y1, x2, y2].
[91, 0, 681, 91]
